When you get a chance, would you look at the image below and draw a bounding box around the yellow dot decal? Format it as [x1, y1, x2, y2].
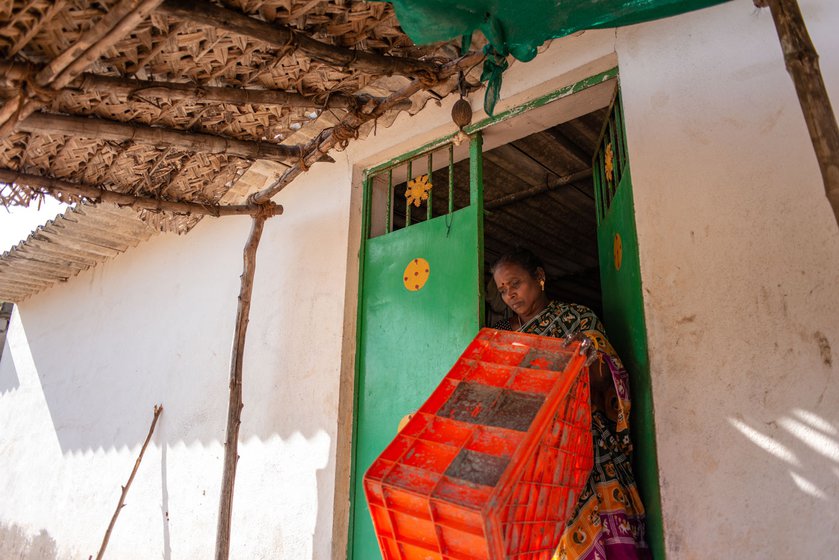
[613, 233, 623, 271]
[403, 258, 430, 291]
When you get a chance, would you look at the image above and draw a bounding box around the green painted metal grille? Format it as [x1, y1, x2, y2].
[593, 90, 629, 223]
[365, 142, 463, 239]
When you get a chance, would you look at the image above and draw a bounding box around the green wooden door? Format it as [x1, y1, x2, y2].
[592, 91, 665, 559]
[349, 136, 485, 559]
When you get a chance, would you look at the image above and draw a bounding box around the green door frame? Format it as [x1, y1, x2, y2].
[592, 88, 665, 559]
[347, 66, 665, 559]
[348, 133, 485, 558]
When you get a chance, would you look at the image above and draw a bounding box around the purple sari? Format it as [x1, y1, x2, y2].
[503, 301, 651, 560]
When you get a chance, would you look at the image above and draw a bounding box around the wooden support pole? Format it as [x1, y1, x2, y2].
[0, 169, 284, 218]
[249, 51, 485, 204]
[215, 214, 268, 560]
[18, 112, 308, 162]
[756, 0, 839, 227]
[159, 0, 441, 81]
[0, 0, 162, 136]
[0, 61, 408, 111]
[93, 404, 163, 560]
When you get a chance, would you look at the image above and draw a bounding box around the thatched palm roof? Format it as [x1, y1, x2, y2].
[0, 0, 481, 302]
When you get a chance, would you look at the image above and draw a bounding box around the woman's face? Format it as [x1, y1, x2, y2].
[492, 262, 545, 319]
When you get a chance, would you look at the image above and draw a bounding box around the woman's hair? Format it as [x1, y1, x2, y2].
[491, 247, 544, 279]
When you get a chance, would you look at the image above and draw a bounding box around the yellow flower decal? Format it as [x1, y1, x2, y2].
[405, 174, 432, 207]
[604, 142, 614, 183]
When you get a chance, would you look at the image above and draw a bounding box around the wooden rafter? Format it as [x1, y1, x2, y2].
[542, 128, 593, 168]
[158, 0, 441, 80]
[484, 169, 593, 210]
[0, 0, 163, 137]
[250, 51, 486, 204]
[18, 112, 309, 162]
[0, 169, 284, 218]
[0, 60, 410, 111]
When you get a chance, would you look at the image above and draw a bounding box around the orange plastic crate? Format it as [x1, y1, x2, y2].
[364, 328, 593, 560]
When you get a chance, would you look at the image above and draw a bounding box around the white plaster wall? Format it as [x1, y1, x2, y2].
[616, 0, 839, 557]
[0, 152, 352, 560]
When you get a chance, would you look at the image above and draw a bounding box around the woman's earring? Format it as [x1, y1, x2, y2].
[540, 279, 545, 291]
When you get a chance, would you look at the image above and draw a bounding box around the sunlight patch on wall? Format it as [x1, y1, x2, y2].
[789, 471, 828, 500]
[779, 417, 839, 463]
[728, 417, 800, 466]
[792, 408, 838, 436]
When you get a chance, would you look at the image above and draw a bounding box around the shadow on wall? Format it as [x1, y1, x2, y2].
[0, 522, 68, 560]
[4, 211, 344, 558]
[10, 216, 338, 453]
[729, 407, 839, 520]
[0, 338, 20, 394]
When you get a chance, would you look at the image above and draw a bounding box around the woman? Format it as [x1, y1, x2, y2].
[492, 248, 650, 560]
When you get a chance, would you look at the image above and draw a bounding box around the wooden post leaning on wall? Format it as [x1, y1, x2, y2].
[215, 212, 269, 560]
[93, 404, 163, 560]
[756, 0, 839, 227]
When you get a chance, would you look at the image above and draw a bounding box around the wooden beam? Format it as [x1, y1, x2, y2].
[250, 51, 485, 203]
[757, 0, 839, 227]
[542, 127, 593, 168]
[0, 169, 284, 218]
[484, 169, 593, 210]
[79, 73, 363, 109]
[159, 0, 441, 80]
[0, 0, 163, 136]
[0, 60, 410, 111]
[18, 112, 308, 162]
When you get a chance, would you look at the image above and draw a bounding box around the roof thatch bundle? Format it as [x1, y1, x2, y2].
[0, 0, 482, 301]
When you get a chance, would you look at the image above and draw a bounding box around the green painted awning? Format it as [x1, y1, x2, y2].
[381, 0, 732, 113]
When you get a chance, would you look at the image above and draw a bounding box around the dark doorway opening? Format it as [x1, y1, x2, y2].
[482, 108, 609, 325]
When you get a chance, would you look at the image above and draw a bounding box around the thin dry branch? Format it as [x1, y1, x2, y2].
[0, 0, 163, 136]
[52, 0, 164, 90]
[756, 0, 839, 227]
[0, 169, 284, 217]
[215, 214, 268, 560]
[250, 51, 485, 204]
[93, 404, 163, 560]
[18, 112, 308, 162]
[159, 0, 441, 80]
